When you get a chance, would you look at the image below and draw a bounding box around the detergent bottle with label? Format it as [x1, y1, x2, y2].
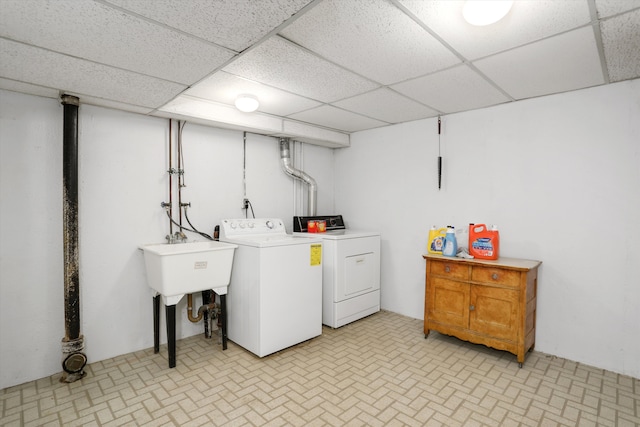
[469, 224, 500, 260]
[427, 226, 447, 254]
[442, 226, 457, 257]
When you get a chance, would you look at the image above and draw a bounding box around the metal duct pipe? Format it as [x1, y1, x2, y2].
[279, 138, 317, 216]
[60, 94, 87, 383]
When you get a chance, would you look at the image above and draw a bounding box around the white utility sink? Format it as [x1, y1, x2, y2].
[140, 240, 237, 306]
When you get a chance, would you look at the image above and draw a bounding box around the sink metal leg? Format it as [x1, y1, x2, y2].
[166, 305, 176, 368]
[220, 294, 228, 350]
[153, 295, 160, 354]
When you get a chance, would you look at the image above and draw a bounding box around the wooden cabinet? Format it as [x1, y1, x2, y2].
[423, 254, 541, 367]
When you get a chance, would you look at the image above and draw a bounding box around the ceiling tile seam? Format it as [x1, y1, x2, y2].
[332, 85, 444, 117]
[325, 103, 394, 125]
[274, 35, 384, 93]
[1, 36, 193, 90]
[283, 102, 331, 118]
[0, 77, 156, 112]
[588, 0, 610, 84]
[389, 0, 515, 102]
[469, 23, 598, 64]
[284, 114, 362, 135]
[164, 93, 352, 136]
[149, 0, 325, 117]
[596, 5, 640, 20]
[184, 70, 330, 113]
[96, 0, 239, 55]
[66, 93, 156, 112]
[0, 77, 67, 100]
[386, 86, 444, 115]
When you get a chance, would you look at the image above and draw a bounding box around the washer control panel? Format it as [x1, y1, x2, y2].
[219, 218, 286, 238]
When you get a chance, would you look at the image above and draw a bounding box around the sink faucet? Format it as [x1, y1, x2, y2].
[166, 231, 187, 244]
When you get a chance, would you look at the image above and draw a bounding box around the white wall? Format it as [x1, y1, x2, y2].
[334, 79, 640, 378]
[2, 79, 638, 389]
[0, 90, 334, 389]
[0, 92, 64, 388]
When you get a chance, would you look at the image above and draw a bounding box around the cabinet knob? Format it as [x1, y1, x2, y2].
[445, 266, 451, 273]
[469, 305, 475, 311]
[492, 273, 499, 280]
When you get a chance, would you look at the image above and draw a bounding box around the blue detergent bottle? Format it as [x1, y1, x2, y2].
[442, 226, 457, 257]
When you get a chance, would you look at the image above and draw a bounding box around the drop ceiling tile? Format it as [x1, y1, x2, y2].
[186, 71, 322, 116]
[223, 37, 379, 103]
[0, 0, 234, 85]
[400, 0, 591, 60]
[0, 39, 186, 108]
[0, 79, 60, 100]
[288, 105, 387, 133]
[595, 0, 640, 18]
[391, 64, 511, 114]
[473, 27, 605, 100]
[333, 88, 438, 123]
[280, 0, 460, 85]
[104, 0, 313, 52]
[601, 9, 640, 82]
[70, 95, 155, 115]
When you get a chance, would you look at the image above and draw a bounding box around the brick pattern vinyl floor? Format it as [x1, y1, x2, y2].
[1, 310, 639, 426]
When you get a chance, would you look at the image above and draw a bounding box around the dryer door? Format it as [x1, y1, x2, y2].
[335, 236, 380, 301]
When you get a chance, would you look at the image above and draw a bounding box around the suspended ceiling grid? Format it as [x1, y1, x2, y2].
[1, 0, 639, 147]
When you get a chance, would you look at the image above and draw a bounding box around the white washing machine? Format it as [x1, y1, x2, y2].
[219, 218, 323, 357]
[293, 215, 381, 328]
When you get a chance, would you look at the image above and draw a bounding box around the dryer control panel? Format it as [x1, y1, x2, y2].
[293, 215, 345, 232]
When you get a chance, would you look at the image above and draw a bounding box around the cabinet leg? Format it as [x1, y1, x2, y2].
[518, 362, 523, 368]
[424, 330, 430, 339]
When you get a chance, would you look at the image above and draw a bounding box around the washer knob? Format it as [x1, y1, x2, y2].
[266, 220, 274, 229]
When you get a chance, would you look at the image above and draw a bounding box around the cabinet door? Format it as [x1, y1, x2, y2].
[429, 278, 469, 328]
[470, 285, 518, 341]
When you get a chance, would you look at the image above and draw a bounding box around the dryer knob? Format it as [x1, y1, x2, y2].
[265, 220, 274, 229]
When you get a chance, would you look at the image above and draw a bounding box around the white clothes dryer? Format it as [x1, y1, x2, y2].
[293, 215, 381, 328]
[219, 218, 323, 357]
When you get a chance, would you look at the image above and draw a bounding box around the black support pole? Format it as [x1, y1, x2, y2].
[220, 294, 228, 351]
[60, 94, 86, 382]
[166, 305, 176, 368]
[153, 295, 160, 353]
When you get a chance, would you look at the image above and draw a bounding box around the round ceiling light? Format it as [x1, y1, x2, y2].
[235, 94, 259, 113]
[463, 0, 513, 26]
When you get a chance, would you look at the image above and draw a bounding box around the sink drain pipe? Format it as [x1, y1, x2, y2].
[60, 94, 87, 383]
[279, 138, 317, 216]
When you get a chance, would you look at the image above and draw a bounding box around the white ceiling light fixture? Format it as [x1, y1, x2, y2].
[235, 94, 260, 112]
[463, 0, 513, 26]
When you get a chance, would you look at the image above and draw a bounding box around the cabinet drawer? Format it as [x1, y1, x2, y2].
[430, 260, 469, 280]
[472, 266, 520, 287]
